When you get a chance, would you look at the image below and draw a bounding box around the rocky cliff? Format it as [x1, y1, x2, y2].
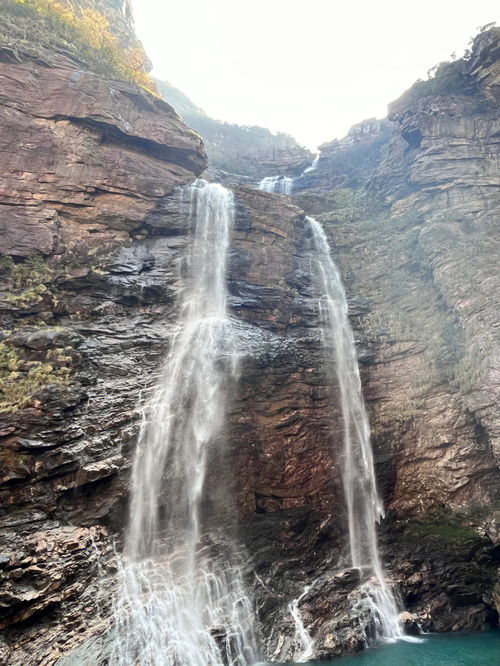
[294, 27, 499, 518]
[0, 33, 208, 660]
[0, 4, 498, 664]
[291, 25, 500, 652]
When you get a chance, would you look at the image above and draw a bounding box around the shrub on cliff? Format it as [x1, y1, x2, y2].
[389, 58, 478, 116]
[388, 24, 498, 115]
[1, 0, 157, 94]
[0, 341, 71, 413]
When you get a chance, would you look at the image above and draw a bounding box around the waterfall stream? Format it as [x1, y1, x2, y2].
[259, 175, 294, 194]
[300, 154, 319, 175]
[259, 154, 318, 195]
[109, 175, 404, 663]
[307, 215, 403, 642]
[288, 585, 315, 662]
[256, 163, 406, 650]
[109, 180, 257, 666]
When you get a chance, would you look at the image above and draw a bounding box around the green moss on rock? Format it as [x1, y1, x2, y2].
[0, 341, 71, 413]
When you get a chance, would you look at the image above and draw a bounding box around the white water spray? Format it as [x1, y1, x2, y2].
[259, 154, 319, 195]
[288, 585, 315, 662]
[259, 175, 294, 195]
[307, 215, 404, 643]
[109, 180, 257, 665]
[301, 155, 319, 175]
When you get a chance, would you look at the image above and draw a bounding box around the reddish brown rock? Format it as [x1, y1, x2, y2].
[0, 18, 499, 666]
[293, 28, 500, 521]
[0, 46, 205, 258]
[0, 37, 208, 661]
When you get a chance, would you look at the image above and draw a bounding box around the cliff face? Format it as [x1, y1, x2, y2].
[291, 26, 500, 647]
[294, 28, 500, 519]
[0, 42, 207, 662]
[296, 118, 392, 192]
[0, 19, 333, 659]
[0, 7, 499, 665]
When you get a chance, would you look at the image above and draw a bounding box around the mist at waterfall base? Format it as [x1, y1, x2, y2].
[276, 631, 500, 666]
[109, 180, 257, 666]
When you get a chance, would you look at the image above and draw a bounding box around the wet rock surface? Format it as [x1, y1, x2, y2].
[0, 15, 499, 666]
[384, 519, 500, 633]
[286, 26, 500, 660]
[0, 35, 207, 661]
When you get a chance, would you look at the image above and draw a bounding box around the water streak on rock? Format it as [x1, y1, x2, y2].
[307, 215, 403, 643]
[288, 584, 315, 662]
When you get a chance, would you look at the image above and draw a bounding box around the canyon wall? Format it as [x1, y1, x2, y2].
[291, 25, 500, 651]
[0, 38, 207, 662]
[0, 4, 498, 663]
[294, 27, 500, 520]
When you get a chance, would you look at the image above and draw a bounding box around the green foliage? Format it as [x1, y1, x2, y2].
[453, 341, 489, 395]
[404, 504, 493, 544]
[1, 0, 157, 93]
[1, 255, 53, 289]
[405, 522, 479, 543]
[370, 398, 419, 450]
[0, 342, 20, 374]
[0, 341, 70, 412]
[390, 58, 478, 115]
[7, 284, 49, 307]
[359, 309, 413, 343]
[1, 255, 54, 309]
[1, 244, 118, 314]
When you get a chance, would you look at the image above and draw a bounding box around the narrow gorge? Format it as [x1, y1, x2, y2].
[0, 2, 498, 665]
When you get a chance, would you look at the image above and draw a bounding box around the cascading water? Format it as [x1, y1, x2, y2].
[109, 180, 257, 666]
[307, 215, 404, 643]
[259, 175, 294, 195]
[288, 585, 315, 662]
[259, 154, 318, 195]
[301, 154, 319, 175]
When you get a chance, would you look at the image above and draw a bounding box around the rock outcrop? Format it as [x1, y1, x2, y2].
[295, 118, 392, 192]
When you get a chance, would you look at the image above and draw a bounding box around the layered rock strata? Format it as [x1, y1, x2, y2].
[0, 44, 206, 663]
[290, 26, 500, 652]
[0, 14, 499, 666]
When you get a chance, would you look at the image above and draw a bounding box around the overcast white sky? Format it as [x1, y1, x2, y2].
[130, 1, 498, 149]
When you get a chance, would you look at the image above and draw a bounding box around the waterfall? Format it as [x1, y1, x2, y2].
[301, 154, 319, 175]
[259, 154, 318, 195]
[109, 180, 257, 666]
[307, 215, 404, 643]
[288, 585, 315, 662]
[259, 175, 294, 195]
